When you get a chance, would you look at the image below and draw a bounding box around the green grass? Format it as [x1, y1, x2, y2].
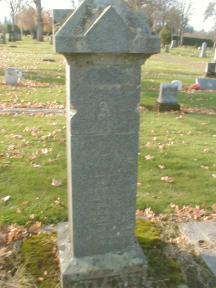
[0, 37, 65, 106]
[137, 111, 216, 212]
[0, 115, 67, 225]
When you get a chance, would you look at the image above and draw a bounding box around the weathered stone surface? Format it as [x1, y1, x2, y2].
[199, 42, 207, 58]
[54, 0, 160, 54]
[205, 63, 216, 78]
[157, 83, 178, 104]
[53, 9, 74, 33]
[54, 0, 159, 287]
[157, 83, 180, 112]
[58, 223, 147, 288]
[179, 222, 216, 276]
[5, 68, 22, 86]
[196, 77, 216, 90]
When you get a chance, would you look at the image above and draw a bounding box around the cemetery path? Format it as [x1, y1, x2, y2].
[0, 108, 65, 115]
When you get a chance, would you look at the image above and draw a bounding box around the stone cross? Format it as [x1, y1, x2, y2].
[157, 83, 180, 112]
[54, 0, 160, 287]
[199, 42, 207, 58]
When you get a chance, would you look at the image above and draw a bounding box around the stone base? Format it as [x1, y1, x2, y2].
[58, 223, 147, 288]
[157, 102, 181, 112]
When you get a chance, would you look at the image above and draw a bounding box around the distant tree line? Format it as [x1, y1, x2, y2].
[0, 0, 50, 41]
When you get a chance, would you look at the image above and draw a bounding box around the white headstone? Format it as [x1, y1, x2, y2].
[5, 68, 22, 86]
[199, 42, 207, 58]
[171, 80, 183, 91]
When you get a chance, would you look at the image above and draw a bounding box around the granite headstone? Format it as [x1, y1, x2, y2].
[157, 83, 180, 112]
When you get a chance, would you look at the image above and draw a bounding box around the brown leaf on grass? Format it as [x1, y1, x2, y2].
[37, 277, 44, 283]
[28, 222, 41, 235]
[145, 155, 154, 161]
[158, 164, 165, 170]
[52, 179, 62, 187]
[32, 163, 42, 168]
[161, 176, 174, 183]
[200, 165, 209, 170]
[6, 225, 26, 244]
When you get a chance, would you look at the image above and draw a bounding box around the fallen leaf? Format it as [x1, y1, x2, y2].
[1, 195, 11, 203]
[161, 176, 174, 183]
[158, 164, 165, 170]
[52, 179, 62, 187]
[28, 222, 41, 235]
[145, 155, 154, 161]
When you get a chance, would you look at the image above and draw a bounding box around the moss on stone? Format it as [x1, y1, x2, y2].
[20, 233, 59, 288]
[136, 219, 185, 287]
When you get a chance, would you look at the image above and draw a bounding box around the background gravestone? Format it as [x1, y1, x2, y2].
[157, 83, 180, 112]
[199, 42, 207, 58]
[54, 0, 160, 287]
[170, 40, 177, 49]
[205, 63, 216, 78]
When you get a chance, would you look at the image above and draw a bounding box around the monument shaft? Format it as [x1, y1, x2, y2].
[54, 0, 160, 286]
[66, 54, 144, 258]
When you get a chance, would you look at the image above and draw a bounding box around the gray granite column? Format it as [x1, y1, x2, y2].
[54, 0, 160, 287]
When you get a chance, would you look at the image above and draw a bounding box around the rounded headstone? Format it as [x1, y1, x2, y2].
[172, 80, 183, 91]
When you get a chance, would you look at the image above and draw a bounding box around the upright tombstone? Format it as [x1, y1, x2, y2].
[199, 42, 208, 58]
[157, 83, 180, 112]
[54, 0, 160, 287]
[205, 63, 216, 78]
[170, 40, 177, 49]
[5, 68, 22, 86]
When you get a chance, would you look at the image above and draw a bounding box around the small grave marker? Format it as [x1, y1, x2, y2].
[157, 83, 180, 112]
[5, 68, 22, 86]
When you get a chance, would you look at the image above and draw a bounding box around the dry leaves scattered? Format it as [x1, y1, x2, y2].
[161, 176, 174, 183]
[137, 203, 216, 224]
[51, 179, 62, 187]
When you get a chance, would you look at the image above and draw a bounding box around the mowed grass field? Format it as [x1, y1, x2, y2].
[1, 38, 216, 225]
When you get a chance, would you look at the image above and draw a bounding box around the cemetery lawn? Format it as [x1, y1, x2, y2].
[0, 37, 65, 107]
[0, 115, 67, 225]
[1, 112, 216, 225]
[138, 111, 216, 212]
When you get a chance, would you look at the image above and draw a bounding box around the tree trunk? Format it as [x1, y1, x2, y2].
[34, 0, 43, 41]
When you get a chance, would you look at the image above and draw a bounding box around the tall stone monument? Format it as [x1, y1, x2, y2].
[54, 0, 160, 287]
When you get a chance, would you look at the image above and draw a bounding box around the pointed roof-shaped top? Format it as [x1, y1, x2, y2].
[54, 0, 160, 54]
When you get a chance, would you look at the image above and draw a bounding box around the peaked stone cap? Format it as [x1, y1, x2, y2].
[54, 0, 160, 54]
